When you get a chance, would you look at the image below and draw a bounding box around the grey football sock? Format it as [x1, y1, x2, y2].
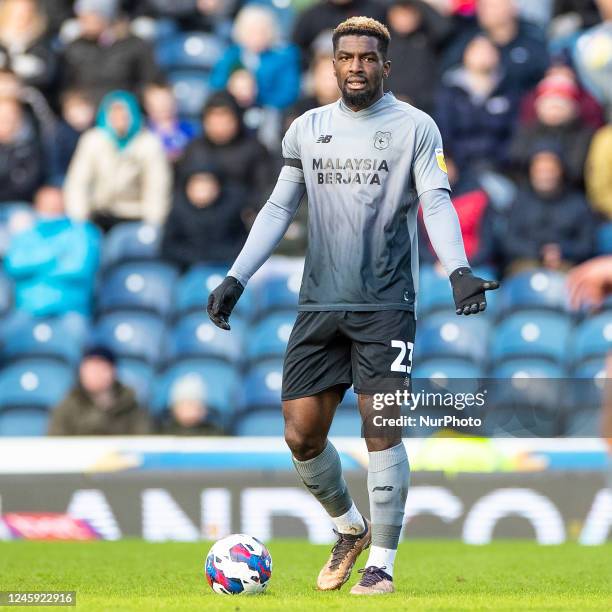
[368, 443, 410, 549]
[292, 441, 353, 518]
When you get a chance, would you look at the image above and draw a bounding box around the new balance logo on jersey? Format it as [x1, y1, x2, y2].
[372, 486, 394, 492]
[316, 134, 333, 143]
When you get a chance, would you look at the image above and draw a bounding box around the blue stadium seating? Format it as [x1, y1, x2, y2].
[168, 70, 211, 118]
[567, 357, 607, 432]
[116, 359, 155, 406]
[596, 222, 612, 255]
[488, 359, 565, 437]
[1, 317, 85, 366]
[417, 265, 454, 316]
[498, 269, 568, 315]
[0, 408, 49, 436]
[102, 223, 162, 269]
[245, 312, 295, 361]
[490, 311, 572, 364]
[156, 32, 226, 70]
[414, 313, 490, 365]
[411, 359, 484, 400]
[166, 312, 244, 363]
[571, 313, 612, 364]
[243, 359, 284, 410]
[91, 312, 166, 365]
[151, 359, 243, 426]
[256, 272, 301, 314]
[233, 408, 284, 436]
[97, 261, 179, 318]
[0, 359, 74, 410]
[174, 264, 257, 319]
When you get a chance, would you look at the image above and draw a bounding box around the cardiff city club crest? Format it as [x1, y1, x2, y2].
[374, 131, 391, 150]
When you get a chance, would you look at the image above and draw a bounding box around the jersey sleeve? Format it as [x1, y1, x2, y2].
[281, 117, 305, 184]
[412, 115, 451, 198]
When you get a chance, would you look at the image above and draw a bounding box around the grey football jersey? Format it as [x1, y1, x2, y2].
[283, 92, 451, 311]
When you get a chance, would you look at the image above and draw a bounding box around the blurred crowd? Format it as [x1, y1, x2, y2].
[0, 0, 611, 435]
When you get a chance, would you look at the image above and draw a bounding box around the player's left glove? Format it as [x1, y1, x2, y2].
[207, 276, 244, 330]
[450, 267, 500, 315]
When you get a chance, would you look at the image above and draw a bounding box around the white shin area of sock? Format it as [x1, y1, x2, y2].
[365, 545, 396, 578]
[332, 502, 365, 535]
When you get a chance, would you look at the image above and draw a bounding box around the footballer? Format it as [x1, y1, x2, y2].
[208, 16, 499, 595]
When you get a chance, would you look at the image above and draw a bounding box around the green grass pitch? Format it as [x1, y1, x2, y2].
[0, 540, 610, 611]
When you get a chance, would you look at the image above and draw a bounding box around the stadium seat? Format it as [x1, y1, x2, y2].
[102, 222, 162, 269]
[116, 359, 155, 406]
[243, 359, 284, 410]
[156, 32, 225, 70]
[256, 271, 301, 314]
[232, 408, 284, 436]
[166, 312, 244, 363]
[411, 359, 484, 405]
[488, 359, 565, 437]
[174, 264, 257, 319]
[91, 312, 166, 365]
[414, 313, 490, 365]
[0, 408, 49, 436]
[152, 359, 243, 428]
[571, 313, 612, 365]
[168, 70, 211, 118]
[0, 359, 74, 410]
[566, 357, 607, 435]
[1, 317, 85, 366]
[417, 264, 454, 316]
[97, 261, 179, 318]
[498, 269, 568, 315]
[596, 222, 612, 255]
[245, 312, 295, 361]
[490, 311, 572, 364]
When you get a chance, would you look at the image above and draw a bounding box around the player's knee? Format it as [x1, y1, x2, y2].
[284, 426, 325, 461]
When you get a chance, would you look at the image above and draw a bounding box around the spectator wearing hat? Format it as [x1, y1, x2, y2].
[210, 5, 300, 110]
[501, 144, 596, 274]
[4, 185, 100, 317]
[385, 0, 452, 113]
[64, 90, 171, 232]
[510, 71, 596, 186]
[519, 64, 604, 130]
[161, 161, 248, 270]
[179, 91, 272, 210]
[435, 34, 520, 172]
[159, 374, 224, 436]
[60, 0, 161, 103]
[48, 346, 151, 436]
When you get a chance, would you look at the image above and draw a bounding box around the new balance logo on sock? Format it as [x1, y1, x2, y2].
[316, 134, 333, 143]
[372, 486, 394, 492]
[306, 484, 320, 490]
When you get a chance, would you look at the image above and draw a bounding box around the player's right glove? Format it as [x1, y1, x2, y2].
[450, 267, 500, 315]
[207, 276, 244, 330]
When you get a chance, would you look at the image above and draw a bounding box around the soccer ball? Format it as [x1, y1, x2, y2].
[205, 534, 272, 595]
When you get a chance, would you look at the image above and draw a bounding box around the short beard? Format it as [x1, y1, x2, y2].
[341, 78, 382, 109]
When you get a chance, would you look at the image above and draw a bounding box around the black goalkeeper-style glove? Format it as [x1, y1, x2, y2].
[450, 267, 500, 316]
[207, 276, 244, 330]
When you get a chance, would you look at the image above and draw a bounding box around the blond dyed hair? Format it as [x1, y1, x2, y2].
[332, 16, 391, 57]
